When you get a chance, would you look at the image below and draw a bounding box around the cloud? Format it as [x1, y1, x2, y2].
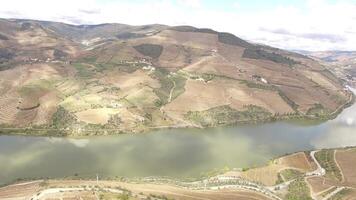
[0, 0, 355, 51]
[232, 2, 240, 9]
[300, 33, 346, 43]
[78, 9, 101, 15]
[177, 0, 201, 8]
[260, 28, 347, 43]
[59, 16, 91, 25]
[259, 28, 292, 35]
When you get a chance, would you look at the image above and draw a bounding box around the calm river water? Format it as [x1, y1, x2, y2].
[1, 90, 356, 185]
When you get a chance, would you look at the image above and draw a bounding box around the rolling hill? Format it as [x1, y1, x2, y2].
[0, 18, 352, 136]
[300, 50, 356, 86]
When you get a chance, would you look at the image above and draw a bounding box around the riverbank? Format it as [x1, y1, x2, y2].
[0, 91, 354, 137]
[2, 146, 356, 200]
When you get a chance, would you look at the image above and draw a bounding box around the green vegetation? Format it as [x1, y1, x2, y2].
[170, 73, 187, 100]
[276, 173, 284, 185]
[217, 32, 251, 48]
[51, 106, 78, 129]
[150, 68, 174, 104]
[280, 169, 304, 181]
[278, 90, 299, 111]
[133, 44, 163, 59]
[99, 192, 132, 200]
[170, 25, 217, 34]
[243, 47, 298, 66]
[241, 80, 276, 91]
[72, 62, 95, 78]
[329, 188, 353, 200]
[306, 103, 330, 117]
[76, 55, 97, 64]
[315, 150, 343, 181]
[0, 48, 15, 64]
[285, 178, 312, 200]
[185, 105, 272, 127]
[116, 32, 145, 39]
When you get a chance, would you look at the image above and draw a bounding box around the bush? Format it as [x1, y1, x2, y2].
[218, 32, 251, 48]
[286, 178, 312, 200]
[133, 44, 163, 59]
[51, 106, 77, 129]
[243, 47, 298, 66]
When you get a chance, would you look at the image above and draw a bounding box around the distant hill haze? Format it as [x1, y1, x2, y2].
[299, 50, 356, 86]
[0, 18, 352, 136]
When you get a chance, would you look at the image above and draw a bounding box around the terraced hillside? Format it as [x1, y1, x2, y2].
[0, 19, 352, 136]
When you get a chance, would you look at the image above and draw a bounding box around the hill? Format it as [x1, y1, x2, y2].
[300, 50, 356, 86]
[0, 18, 352, 136]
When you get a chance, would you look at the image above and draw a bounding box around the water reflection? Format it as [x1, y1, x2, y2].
[0, 91, 355, 185]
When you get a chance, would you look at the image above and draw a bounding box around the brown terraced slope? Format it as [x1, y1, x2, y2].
[0, 18, 352, 136]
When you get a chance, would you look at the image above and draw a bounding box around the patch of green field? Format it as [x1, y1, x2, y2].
[150, 68, 174, 104]
[315, 150, 342, 181]
[125, 86, 158, 107]
[72, 62, 95, 78]
[99, 192, 135, 200]
[96, 62, 144, 73]
[170, 73, 187, 100]
[60, 95, 92, 112]
[280, 169, 304, 182]
[76, 55, 97, 63]
[329, 188, 353, 200]
[285, 178, 312, 200]
[184, 105, 272, 127]
[18, 79, 58, 96]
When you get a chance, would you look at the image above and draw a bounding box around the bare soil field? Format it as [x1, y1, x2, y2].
[46, 180, 271, 200]
[306, 176, 334, 194]
[164, 78, 293, 119]
[240, 164, 285, 186]
[75, 108, 120, 124]
[335, 148, 356, 186]
[238, 152, 316, 186]
[0, 181, 41, 200]
[0, 180, 271, 200]
[278, 152, 316, 172]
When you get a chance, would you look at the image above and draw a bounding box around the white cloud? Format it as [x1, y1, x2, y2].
[177, 0, 201, 8]
[232, 2, 240, 9]
[0, 0, 355, 51]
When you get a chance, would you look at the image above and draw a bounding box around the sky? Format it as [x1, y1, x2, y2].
[1, 0, 356, 51]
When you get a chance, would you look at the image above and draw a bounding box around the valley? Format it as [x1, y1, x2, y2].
[1, 17, 356, 200]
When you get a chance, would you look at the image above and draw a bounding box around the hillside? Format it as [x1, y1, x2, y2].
[301, 50, 356, 86]
[0, 18, 352, 136]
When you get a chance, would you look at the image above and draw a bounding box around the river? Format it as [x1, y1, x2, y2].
[0, 90, 355, 185]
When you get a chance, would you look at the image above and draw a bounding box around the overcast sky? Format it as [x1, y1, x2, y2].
[1, 0, 356, 51]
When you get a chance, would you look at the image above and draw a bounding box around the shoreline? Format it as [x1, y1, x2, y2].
[0, 92, 354, 138]
[2, 146, 356, 200]
[2, 145, 355, 188]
